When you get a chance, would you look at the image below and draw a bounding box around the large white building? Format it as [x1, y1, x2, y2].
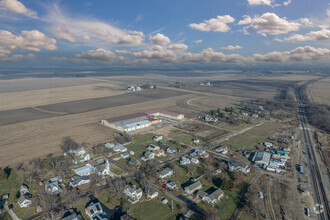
[100, 109, 184, 132]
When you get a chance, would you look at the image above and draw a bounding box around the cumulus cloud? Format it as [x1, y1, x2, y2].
[248, 0, 272, 6]
[47, 5, 145, 46]
[75, 48, 117, 62]
[0, 29, 57, 54]
[189, 15, 235, 32]
[252, 46, 330, 62]
[283, 0, 292, 6]
[221, 45, 242, 50]
[0, 0, 36, 17]
[52, 26, 77, 42]
[0, 53, 34, 62]
[275, 29, 330, 42]
[149, 33, 170, 45]
[132, 47, 176, 63]
[167, 43, 188, 51]
[238, 13, 308, 36]
[115, 49, 132, 54]
[193, 39, 202, 43]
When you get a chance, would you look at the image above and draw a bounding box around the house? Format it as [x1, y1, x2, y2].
[228, 160, 250, 173]
[74, 153, 90, 164]
[127, 86, 141, 92]
[120, 213, 136, 220]
[158, 168, 174, 179]
[252, 114, 259, 118]
[141, 152, 155, 161]
[113, 144, 127, 152]
[193, 139, 200, 144]
[184, 181, 202, 194]
[19, 184, 29, 195]
[62, 209, 84, 220]
[180, 157, 191, 165]
[45, 180, 62, 195]
[166, 147, 176, 154]
[153, 149, 165, 157]
[18, 194, 32, 208]
[153, 135, 163, 142]
[85, 201, 106, 219]
[252, 152, 271, 167]
[191, 158, 199, 164]
[146, 189, 158, 199]
[214, 146, 228, 154]
[146, 144, 160, 151]
[190, 149, 207, 158]
[121, 152, 130, 159]
[161, 198, 168, 204]
[197, 188, 224, 204]
[124, 185, 143, 204]
[88, 159, 111, 176]
[105, 143, 115, 149]
[74, 164, 95, 176]
[264, 142, 273, 147]
[205, 188, 224, 204]
[201, 152, 209, 159]
[166, 181, 178, 190]
[65, 148, 86, 156]
[128, 158, 141, 167]
[70, 175, 90, 187]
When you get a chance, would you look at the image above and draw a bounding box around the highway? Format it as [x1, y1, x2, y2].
[296, 90, 329, 220]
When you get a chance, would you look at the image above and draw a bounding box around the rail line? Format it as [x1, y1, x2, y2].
[296, 90, 329, 220]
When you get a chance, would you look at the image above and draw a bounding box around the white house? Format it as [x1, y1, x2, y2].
[153, 136, 163, 142]
[153, 149, 165, 157]
[166, 147, 176, 154]
[180, 157, 191, 165]
[18, 195, 32, 208]
[146, 190, 159, 199]
[105, 143, 115, 149]
[124, 185, 143, 204]
[113, 144, 127, 152]
[74, 164, 95, 176]
[197, 188, 224, 204]
[70, 175, 90, 187]
[121, 152, 130, 159]
[45, 180, 62, 195]
[158, 168, 174, 179]
[191, 158, 199, 164]
[141, 152, 155, 161]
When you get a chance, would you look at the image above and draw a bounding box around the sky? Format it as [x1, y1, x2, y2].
[0, 0, 330, 70]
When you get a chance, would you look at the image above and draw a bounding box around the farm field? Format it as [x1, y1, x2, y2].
[0, 88, 187, 126]
[307, 77, 330, 105]
[0, 93, 193, 167]
[0, 82, 125, 111]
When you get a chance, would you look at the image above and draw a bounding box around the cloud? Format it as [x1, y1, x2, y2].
[75, 48, 117, 62]
[0, 0, 36, 17]
[248, 0, 272, 6]
[115, 49, 132, 54]
[149, 33, 170, 45]
[221, 45, 242, 50]
[167, 43, 188, 51]
[52, 26, 77, 42]
[0, 53, 34, 62]
[275, 29, 330, 42]
[189, 15, 235, 32]
[47, 5, 145, 46]
[252, 46, 330, 62]
[283, 0, 291, 6]
[238, 13, 308, 36]
[193, 39, 202, 43]
[0, 29, 57, 54]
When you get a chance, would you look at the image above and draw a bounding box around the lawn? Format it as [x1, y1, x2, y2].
[110, 166, 123, 175]
[129, 199, 180, 220]
[96, 190, 120, 209]
[0, 211, 11, 220]
[72, 196, 89, 220]
[220, 121, 283, 151]
[173, 135, 194, 145]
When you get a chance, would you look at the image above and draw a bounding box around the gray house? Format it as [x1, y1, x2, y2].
[45, 180, 62, 195]
[62, 209, 83, 220]
[184, 181, 202, 194]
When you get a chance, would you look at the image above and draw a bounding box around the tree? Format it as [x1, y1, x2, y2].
[89, 173, 102, 195]
[60, 136, 79, 153]
[203, 210, 220, 220]
[0, 168, 6, 181]
[107, 177, 126, 200]
[48, 156, 73, 178]
[34, 189, 61, 218]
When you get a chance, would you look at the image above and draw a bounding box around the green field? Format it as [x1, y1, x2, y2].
[220, 121, 283, 151]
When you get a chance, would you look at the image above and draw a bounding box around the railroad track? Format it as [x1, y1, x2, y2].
[296, 91, 329, 220]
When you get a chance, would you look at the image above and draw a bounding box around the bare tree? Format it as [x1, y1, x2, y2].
[48, 156, 73, 178]
[107, 177, 126, 199]
[203, 210, 220, 220]
[34, 189, 61, 218]
[89, 173, 102, 195]
[60, 136, 79, 153]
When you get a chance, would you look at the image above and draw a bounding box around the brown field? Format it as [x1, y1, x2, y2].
[189, 95, 248, 109]
[0, 82, 126, 111]
[0, 88, 187, 126]
[0, 94, 194, 167]
[307, 77, 330, 105]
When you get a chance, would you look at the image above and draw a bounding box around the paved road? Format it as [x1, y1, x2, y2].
[296, 89, 329, 220]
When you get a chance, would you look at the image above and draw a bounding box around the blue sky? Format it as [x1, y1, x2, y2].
[0, 0, 329, 69]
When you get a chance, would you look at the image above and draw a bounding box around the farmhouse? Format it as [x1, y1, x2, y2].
[113, 144, 127, 152]
[18, 194, 32, 208]
[184, 181, 202, 194]
[100, 109, 184, 132]
[153, 149, 165, 157]
[196, 188, 224, 204]
[141, 152, 155, 161]
[166, 147, 176, 154]
[180, 157, 191, 165]
[124, 185, 143, 204]
[146, 189, 159, 199]
[214, 146, 228, 154]
[45, 179, 62, 195]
